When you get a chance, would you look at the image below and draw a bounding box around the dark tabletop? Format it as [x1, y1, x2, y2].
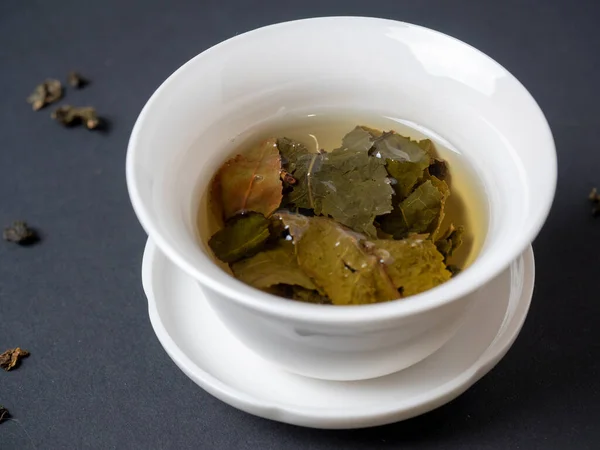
[1, 0, 599, 448]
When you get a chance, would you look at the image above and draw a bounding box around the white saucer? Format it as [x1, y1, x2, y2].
[142, 239, 534, 429]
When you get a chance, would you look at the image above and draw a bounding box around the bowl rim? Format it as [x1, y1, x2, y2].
[126, 16, 556, 324]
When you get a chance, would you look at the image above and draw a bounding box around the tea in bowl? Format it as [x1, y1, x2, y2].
[126, 17, 556, 381]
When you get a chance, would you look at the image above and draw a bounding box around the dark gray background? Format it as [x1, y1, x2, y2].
[1, 0, 599, 448]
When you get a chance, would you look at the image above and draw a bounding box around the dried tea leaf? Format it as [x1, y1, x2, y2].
[435, 224, 465, 261]
[373, 133, 432, 200]
[3, 221, 38, 245]
[68, 71, 88, 88]
[589, 187, 600, 217]
[0, 405, 9, 424]
[372, 236, 451, 297]
[27, 79, 62, 110]
[51, 105, 100, 129]
[231, 240, 317, 291]
[0, 347, 30, 371]
[213, 138, 283, 220]
[287, 145, 393, 237]
[292, 216, 398, 305]
[208, 212, 270, 263]
[379, 177, 449, 240]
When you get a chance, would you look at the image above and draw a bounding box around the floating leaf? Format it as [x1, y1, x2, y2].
[290, 286, 331, 304]
[428, 158, 448, 181]
[277, 137, 312, 176]
[379, 176, 449, 240]
[372, 133, 432, 200]
[213, 138, 283, 220]
[208, 213, 270, 263]
[286, 145, 393, 237]
[435, 224, 465, 261]
[291, 216, 398, 305]
[231, 239, 317, 291]
[0, 347, 30, 372]
[372, 236, 451, 297]
[339, 126, 375, 153]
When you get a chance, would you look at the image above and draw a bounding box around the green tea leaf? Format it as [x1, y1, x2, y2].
[287, 145, 393, 237]
[208, 213, 270, 263]
[373, 133, 432, 200]
[277, 137, 311, 175]
[435, 224, 465, 261]
[231, 239, 317, 290]
[212, 138, 283, 220]
[379, 176, 449, 240]
[292, 216, 398, 305]
[372, 236, 451, 297]
[339, 126, 375, 153]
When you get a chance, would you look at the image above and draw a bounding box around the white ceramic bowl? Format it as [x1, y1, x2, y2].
[126, 17, 556, 381]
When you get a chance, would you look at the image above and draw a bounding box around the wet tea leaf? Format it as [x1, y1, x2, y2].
[379, 177, 449, 240]
[373, 133, 432, 200]
[286, 144, 393, 237]
[208, 213, 270, 263]
[435, 224, 465, 261]
[291, 216, 398, 305]
[372, 236, 451, 297]
[213, 138, 283, 220]
[27, 79, 62, 111]
[231, 239, 317, 291]
[0, 347, 30, 371]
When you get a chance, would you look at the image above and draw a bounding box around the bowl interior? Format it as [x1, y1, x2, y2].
[127, 17, 555, 321]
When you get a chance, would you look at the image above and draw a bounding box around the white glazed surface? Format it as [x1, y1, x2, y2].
[127, 17, 555, 380]
[142, 239, 534, 428]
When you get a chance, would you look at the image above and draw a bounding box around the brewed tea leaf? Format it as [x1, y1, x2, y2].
[293, 216, 398, 305]
[290, 286, 331, 304]
[287, 145, 393, 236]
[231, 240, 317, 291]
[277, 137, 311, 175]
[0, 347, 30, 372]
[372, 236, 451, 297]
[27, 79, 62, 111]
[339, 126, 375, 153]
[208, 212, 270, 263]
[428, 158, 449, 180]
[435, 224, 465, 261]
[379, 177, 449, 240]
[373, 133, 431, 200]
[213, 138, 283, 220]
